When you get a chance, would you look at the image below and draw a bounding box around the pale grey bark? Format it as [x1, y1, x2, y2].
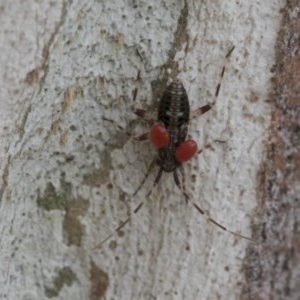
[0, 1, 285, 300]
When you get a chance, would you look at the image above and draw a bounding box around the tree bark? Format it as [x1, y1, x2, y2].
[0, 1, 294, 300]
[243, 1, 300, 299]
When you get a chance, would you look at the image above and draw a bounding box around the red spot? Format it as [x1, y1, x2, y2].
[175, 140, 198, 162]
[150, 124, 169, 148]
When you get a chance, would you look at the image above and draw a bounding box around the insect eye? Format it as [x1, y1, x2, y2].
[150, 124, 169, 148]
[175, 140, 198, 163]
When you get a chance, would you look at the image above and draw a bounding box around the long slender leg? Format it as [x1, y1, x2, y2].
[174, 141, 224, 200]
[131, 57, 156, 123]
[132, 70, 142, 102]
[131, 55, 155, 122]
[132, 157, 157, 197]
[134, 108, 155, 122]
[174, 168, 188, 204]
[191, 46, 235, 120]
[94, 167, 163, 249]
[93, 201, 145, 249]
[177, 165, 255, 242]
[95, 62, 160, 249]
[132, 49, 144, 103]
[102, 66, 153, 140]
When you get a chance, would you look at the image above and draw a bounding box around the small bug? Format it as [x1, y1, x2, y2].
[138, 78, 198, 185]
[96, 46, 254, 248]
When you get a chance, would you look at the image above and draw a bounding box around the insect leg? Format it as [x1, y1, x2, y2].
[93, 201, 145, 249]
[131, 56, 156, 122]
[191, 46, 235, 120]
[132, 70, 142, 102]
[134, 108, 155, 122]
[178, 166, 255, 242]
[132, 157, 157, 196]
[174, 168, 188, 204]
[132, 48, 146, 103]
[94, 166, 163, 249]
[174, 141, 224, 194]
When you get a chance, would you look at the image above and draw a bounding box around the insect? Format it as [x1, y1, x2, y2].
[95, 46, 254, 249]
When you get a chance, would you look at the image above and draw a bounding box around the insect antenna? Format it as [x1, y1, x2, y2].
[178, 166, 255, 242]
[94, 163, 163, 250]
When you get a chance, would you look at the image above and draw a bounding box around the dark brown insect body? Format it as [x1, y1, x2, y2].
[149, 79, 198, 187]
[157, 80, 190, 173]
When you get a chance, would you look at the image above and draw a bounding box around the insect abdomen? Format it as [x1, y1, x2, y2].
[157, 80, 190, 145]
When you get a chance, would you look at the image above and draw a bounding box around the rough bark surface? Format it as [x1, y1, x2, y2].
[244, 1, 300, 299]
[0, 1, 288, 300]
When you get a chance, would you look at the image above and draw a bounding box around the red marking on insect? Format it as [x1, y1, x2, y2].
[150, 124, 198, 163]
[175, 140, 198, 163]
[150, 124, 169, 148]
